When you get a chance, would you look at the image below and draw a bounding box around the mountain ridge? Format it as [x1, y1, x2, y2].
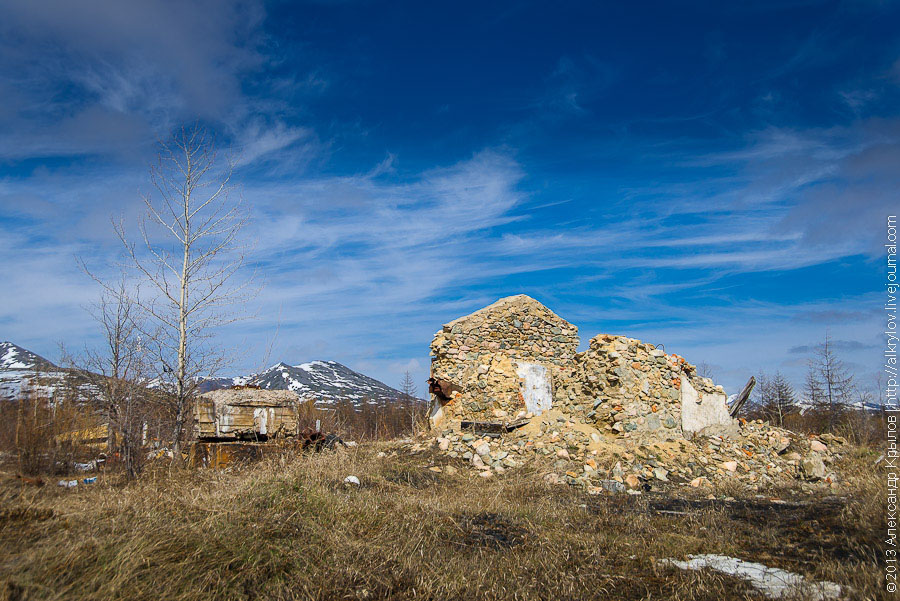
[202, 360, 414, 405]
[0, 341, 56, 371]
[0, 341, 73, 400]
[1, 341, 416, 406]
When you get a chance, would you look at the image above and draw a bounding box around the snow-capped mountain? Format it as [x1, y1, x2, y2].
[1, 341, 415, 407]
[1, 342, 55, 371]
[726, 385, 883, 415]
[794, 397, 884, 414]
[0, 341, 75, 400]
[202, 360, 413, 405]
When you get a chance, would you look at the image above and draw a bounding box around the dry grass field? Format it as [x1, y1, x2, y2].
[0, 443, 884, 601]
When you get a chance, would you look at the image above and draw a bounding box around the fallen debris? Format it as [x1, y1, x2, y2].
[801, 453, 827, 481]
[15, 474, 44, 487]
[460, 418, 530, 435]
[659, 554, 845, 600]
[412, 411, 844, 492]
[415, 295, 846, 491]
[300, 430, 346, 451]
[728, 376, 756, 417]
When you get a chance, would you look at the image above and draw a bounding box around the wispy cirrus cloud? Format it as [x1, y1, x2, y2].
[2, 110, 893, 391]
[788, 340, 875, 354]
[1, 0, 896, 396]
[0, 0, 318, 169]
[0, 148, 529, 380]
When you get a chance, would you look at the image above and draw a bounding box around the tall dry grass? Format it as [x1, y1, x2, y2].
[776, 408, 885, 447]
[0, 441, 883, 601]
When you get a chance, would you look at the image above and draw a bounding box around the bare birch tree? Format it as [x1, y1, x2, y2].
[115, 125, 252, 461]
[81, 275, 150, 479]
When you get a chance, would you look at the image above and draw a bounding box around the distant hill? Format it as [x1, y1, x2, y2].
[0, 341, 55, 371]
[0, 341, 83, 400]
[1, 341, 418, 408]
[201, 360, 416, 406]
[794, 396, 883, 414]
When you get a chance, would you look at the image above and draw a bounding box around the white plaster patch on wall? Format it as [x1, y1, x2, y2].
[253, 407, 269, 435]
[429, 403, 445, 428]
[515, 361, 552, 416]
[220, 411, 234, 434]
[680, 375, 734, 434]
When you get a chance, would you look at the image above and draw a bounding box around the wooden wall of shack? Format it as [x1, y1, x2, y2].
[193, 388, 301, 441]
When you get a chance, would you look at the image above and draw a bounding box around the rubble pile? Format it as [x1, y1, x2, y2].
[419, 294, 847, 492]
[417, 418, 845, 492]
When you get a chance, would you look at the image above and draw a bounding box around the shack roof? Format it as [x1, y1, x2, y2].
[199, 388, 299, 407]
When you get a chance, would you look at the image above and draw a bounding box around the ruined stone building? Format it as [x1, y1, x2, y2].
[429, 295, 734, 440]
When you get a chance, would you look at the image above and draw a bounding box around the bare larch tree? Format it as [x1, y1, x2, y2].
[804, 333, 854, 431]
[695, 362, 716, 381]
[752, 370, 796, 427]
[116, 126, 252, 461]
[400, 371, 418, 402]
[399, 370, 421, 433]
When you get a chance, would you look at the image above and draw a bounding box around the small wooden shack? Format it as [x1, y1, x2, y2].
[194, 388, 300, 441]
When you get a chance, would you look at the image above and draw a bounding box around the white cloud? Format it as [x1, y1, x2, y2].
[1, 115, 893, 393]
[0, 0, 317, 171]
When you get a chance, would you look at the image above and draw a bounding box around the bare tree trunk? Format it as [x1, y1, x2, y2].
[110, 125, 254, 466]
[172, 223, 191, 461]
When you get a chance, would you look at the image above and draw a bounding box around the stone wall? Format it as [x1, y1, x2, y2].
[429, 295, 578, 422]
[430, 295, 579, 375]
[554, 334, 726, 440]
[429, 294, 734, 440]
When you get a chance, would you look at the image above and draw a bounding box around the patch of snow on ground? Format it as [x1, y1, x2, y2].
[660, 554, 844, 600]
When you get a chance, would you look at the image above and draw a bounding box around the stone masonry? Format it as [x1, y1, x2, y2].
[554, 333, 728, 439]
[421, 295, 843, 492]
[429, 295, 578, 423]
[429, 294, 732, 440]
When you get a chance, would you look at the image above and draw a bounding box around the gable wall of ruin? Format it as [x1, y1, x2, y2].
[429, 295, 732, 438]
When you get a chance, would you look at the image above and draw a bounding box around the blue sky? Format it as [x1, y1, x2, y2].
[0, 0, 897, 395]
